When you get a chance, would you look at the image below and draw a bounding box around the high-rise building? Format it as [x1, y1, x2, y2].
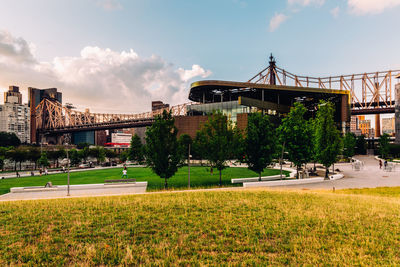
[0, 86, 30, 143]
[28, 87, 62, 143]
[5, 86, 22, 104]
[382, 117, 395, 135]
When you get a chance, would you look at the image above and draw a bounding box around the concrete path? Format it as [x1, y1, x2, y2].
[279, 155, 400, 190]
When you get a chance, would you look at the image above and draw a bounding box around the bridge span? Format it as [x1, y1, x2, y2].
[33, 56, 400, 144]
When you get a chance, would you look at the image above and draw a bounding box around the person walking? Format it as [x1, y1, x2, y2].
[384, 160, 388, 170]
[122, 167, 128, 179]
[45, 168, 48, 176]
[379, 160, 382, 169]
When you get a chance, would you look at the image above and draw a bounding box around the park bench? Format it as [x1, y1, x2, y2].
[104, 179, 136, 184]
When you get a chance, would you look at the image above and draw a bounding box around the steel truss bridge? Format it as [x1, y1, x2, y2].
[248, 56, 400, 115]
[35, 99, 189, 134]
[35, 55, 400, 135]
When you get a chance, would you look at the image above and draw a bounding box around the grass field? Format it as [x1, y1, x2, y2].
[0, 166, 288, 195]
[2, 188, 400, 265]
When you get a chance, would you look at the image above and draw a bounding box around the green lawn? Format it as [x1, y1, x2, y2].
[2, 189, 400, 265]
[0, 166, 288, 195]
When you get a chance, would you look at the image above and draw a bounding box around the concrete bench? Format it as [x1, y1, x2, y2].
[104, 179, 136, 184]
[232, 175, 284, 184]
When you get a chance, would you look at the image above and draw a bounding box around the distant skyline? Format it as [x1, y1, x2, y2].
[1, 0, 400, 113]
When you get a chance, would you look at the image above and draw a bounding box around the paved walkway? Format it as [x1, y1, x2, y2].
[280, 155, 400, 190]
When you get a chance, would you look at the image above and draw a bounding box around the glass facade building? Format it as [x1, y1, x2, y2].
[187, 101, 256, 123]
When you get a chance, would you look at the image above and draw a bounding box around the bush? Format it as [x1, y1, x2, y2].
[389, 144, 400, 158]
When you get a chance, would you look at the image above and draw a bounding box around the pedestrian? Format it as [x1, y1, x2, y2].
[31, 171, 34, 176]
[45, 168, 48, 176]
[122, 167, 128, 179]
[39, 168, 42, 176]
[16, 171, 20, 178]
[384, 160, 388, 170]
[379, 160, 382, 169]
[62, 166, 65, 173]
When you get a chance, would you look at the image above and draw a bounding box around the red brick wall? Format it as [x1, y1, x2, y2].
[174, 116, 209, 138]
[236, 113, 248, 132]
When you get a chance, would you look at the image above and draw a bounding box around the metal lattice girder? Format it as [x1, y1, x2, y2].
[248, 61, 400, 111]
[35, 98, 191, 132]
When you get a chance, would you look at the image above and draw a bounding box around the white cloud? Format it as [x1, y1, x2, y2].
[287, 0, 325, 6]
[269, 13, 288, 32]
[331, 6, 340, 18]
[178, 65, 212, 82]
[0, 30, 36, 64]
[348, 0, 400, 15]
[97, 0, 122, 11]
[0, 31, 212, 113]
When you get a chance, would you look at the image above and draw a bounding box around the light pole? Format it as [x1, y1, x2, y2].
[66, 144, 70, 196]
[188, 143, 191, 189]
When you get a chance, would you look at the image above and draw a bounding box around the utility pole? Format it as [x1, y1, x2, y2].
[188, 143, 191, 189]
[280, 142, 285, 180]
[66, 145, 70, 196]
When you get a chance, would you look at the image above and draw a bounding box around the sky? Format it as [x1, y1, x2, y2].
[0, 0, 400, 114]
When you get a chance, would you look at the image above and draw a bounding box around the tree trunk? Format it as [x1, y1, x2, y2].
[325, 167, 329, 180]
[296, 166, 299, 179]
[164, 177, 168, 190]
[219, 170, 222, 186]
[259, 172, 262, 182]
[14, 161, 17, 171]
[19, 161, 22, 171]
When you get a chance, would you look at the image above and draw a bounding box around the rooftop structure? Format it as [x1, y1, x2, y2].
[0, 86, 30, 143]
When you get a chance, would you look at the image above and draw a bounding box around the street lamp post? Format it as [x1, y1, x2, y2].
[188, 143, 191, 189]
[66, 145, 70, 196]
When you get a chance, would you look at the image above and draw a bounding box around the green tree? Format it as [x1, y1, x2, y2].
[69, 149, 81, 166]
[97, 147, 106, 164]
[178, 134, 192, 161]
[76, 142, 90, 149]
[47, 148, 65, 168]
[38, 152, 50, 168]
[129, 134, 144, 164]
[244, 113, 277, 181]
[197, 111, 238, 186]
[193, 131, 207, 165]
[119, 151, 129, 163]
[89, 146, 106, 164]
[314, 101, 343, 179]
[105, 149, 117, 162]
[6, 147, 27, 171]
[355, 135, 367, 155]
[0, 147, 8, 171]
[0, 132, 21, 147]
[27, 147, 41, 169]
[78, 147, 90, 163]
[379, 133, 390, 159]
[343, 132, 357, 159]
[145, 110, 182, 189]
[278, 102, 313, 178]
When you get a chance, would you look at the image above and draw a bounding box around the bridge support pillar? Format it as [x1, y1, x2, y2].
[341, 94, 350, 134]
[375, 114, 381, 138]
[396, 83, 400, 144]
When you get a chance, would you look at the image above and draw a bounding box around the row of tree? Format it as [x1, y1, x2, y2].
[129, 100, 347, 189]
[0, 145, 119, 171]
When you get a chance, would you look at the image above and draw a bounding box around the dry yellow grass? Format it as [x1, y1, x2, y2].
[1, 188, 400, 265]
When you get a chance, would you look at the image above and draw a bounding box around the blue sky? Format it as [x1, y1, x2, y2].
[0, 0, 400, 113]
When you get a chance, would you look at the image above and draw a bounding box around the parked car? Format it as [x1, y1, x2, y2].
[101, 161, 117, 167]
[78, 163, 90, 168]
